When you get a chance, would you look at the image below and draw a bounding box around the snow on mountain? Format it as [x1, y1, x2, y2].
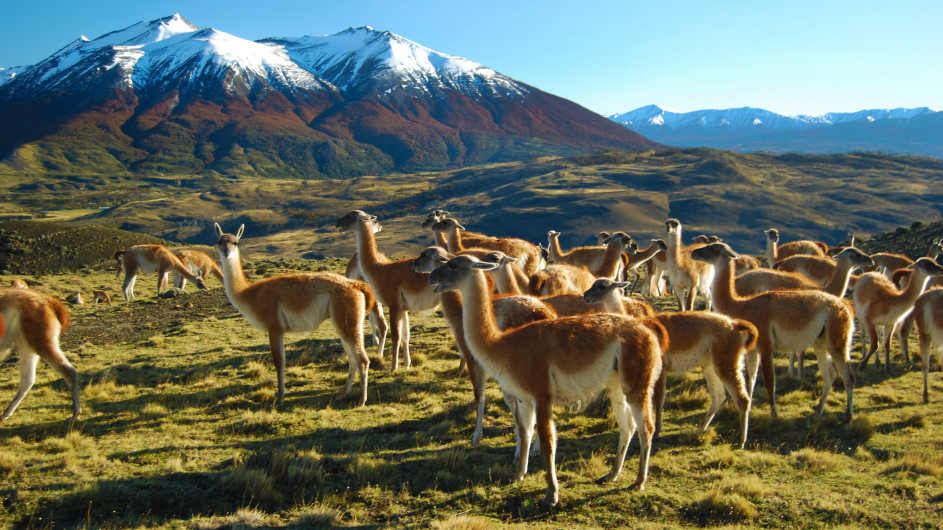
[609, 104, 939, 133]
[0, 66, 29, 87]
[607, 104, 943, 157]
[131, 28, 333, 97]
[260, 26, 528, 100]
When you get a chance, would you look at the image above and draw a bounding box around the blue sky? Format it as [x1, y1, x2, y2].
[2, 0, 940, 116]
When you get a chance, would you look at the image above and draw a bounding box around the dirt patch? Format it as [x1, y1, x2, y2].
[61, 289, 238, 349]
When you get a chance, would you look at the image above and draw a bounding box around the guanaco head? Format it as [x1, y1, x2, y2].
[831, 247, 874, 269]
[582, 278, 631, 305]
[602, 231, 638, 255]
[537, 243, 550, 262]
[907, 257, 943, 277]
[764, 228, 780, 242]
[481, 250, 518, 266]
[336, 210, 381, 233]
[665, 218, 682, 236]
[692, 234, 722, 244]
[421, 209, 451, 228]
[430, 217, 463, 233]
[214, 223, 245, 260]
[690, 242, 741, 266]
[651, 239, 668, 251]
[547, 230, 561, 239]
[596, 231, 612, 246]
[428, 255, 499, 294]
[412, 246, 453, 273]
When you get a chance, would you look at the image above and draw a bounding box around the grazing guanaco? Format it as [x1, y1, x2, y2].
[10, 279, 27, 289]
[624, 240, 665, 293]
[664, 219, 714, 311]
[172, 249, 224, 290]
[336, 210, 440, 371]
[583, 278, 758, 448]
[854, 257, 943, 373]
[412, 246, 556, 449]
[92, 290, 113, 306]
[764, 228, 827, 266]
[428, 254, 666, 507]
[215, 224, 373, 406]
[691, 242, 857, 421]
[115, 245, 207, 301]
[914, 288, 943, 403]
[431, 217, 543, 276]
[0, 288, 81, 423]
[66, 291, 83, 305]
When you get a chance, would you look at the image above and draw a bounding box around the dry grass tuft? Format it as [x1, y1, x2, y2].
[244, 361, 269, 380]
[790, 447, 844, 473]
[883, 453, 943, 477]
[720, 474, 772, 499]
[681, 489, 757, 525]
[0, 450, 23, 476]
[140, 402, 168, 419]
[222, 467, 283, 505]
[294, 507, 339, 527]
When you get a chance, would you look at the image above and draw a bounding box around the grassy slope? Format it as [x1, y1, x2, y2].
[0, 224, 942, 527]
[5, 149, 937, 259]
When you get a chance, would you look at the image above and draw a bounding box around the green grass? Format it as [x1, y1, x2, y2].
[1, 260, 942, 528]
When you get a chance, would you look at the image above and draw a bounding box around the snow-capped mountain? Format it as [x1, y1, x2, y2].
[0, 14, 656, 179]
[260, 27, 528, 101]
[608, 104, 943, 157]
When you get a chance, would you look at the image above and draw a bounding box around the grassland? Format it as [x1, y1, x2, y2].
[1, 249, 943, 528]
[2, 149, 941, 259]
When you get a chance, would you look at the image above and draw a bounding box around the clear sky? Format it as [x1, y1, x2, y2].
[2, 0, 940, 116]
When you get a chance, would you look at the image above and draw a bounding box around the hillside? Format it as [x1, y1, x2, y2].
[11, 149, 930, 259]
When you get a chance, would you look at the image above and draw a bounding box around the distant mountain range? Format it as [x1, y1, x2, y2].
[608, 105, 943, 158]
[0, 14, 657, 180]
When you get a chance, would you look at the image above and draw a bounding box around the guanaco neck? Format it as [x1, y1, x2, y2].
[823, 258, 856, 297]
[595, 242, 625, 278]
[459, 270, 503, 354]
[493, 262, 526, 295]
[630, 243, 661, 268]
[434, 231, 448, 248]
[895, 269, 935, 308]
[548, 233, 567, 262]
[666, 229, 684, 265]
[219, 248, 251, 299]
[765, 239, 778, 267]
[709, 257, 745, 315]
[443, 226, 466, 253]
[354, 222, 391, 279]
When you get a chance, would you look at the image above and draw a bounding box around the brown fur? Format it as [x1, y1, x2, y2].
[547, 230, 634, 279]
[870, 252, 914, 279]
[0, 289, 80, 423]
[429, 255, 665, 507]
[432, 217, 543, 276]
[765, 228, 826, 266]
[173, 249, 224, 290]
[117, 244, 207, 301]
[413, 245, 557, 446]
[337, 211, 440, 371]
[528, 264, 596, 297]
[915, 288, 943, 403]
[215, 223, 372, 407]
[9, 279, 28, 289]
[343, 252, 390, 356]
[854, 258, 943, 372]
[691, 242, 857, 421]
[92, 290, 113, 306]
[774, 254, 836, 286]
[582, 278, 757, 448]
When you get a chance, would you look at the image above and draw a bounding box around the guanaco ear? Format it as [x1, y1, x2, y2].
[432, 253, 450, 263]
[614, 281, 631, 290]
[470, 261, 501, 271]
[236, 224, 245, 241]
[214, 223, 223, 238]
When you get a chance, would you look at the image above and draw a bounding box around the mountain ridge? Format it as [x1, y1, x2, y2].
[0, 14, 659, 179]
[608, 104, 943, 157]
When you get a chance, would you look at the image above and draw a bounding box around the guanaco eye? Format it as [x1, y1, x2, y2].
[448, 262, 457, 269]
